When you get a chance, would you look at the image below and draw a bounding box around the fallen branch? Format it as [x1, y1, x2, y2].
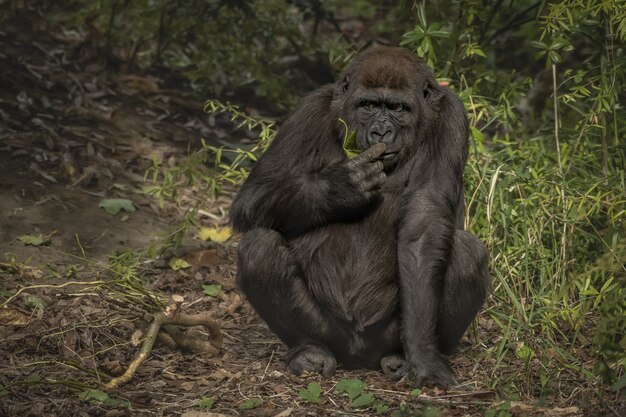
[105, 295, 222, 389]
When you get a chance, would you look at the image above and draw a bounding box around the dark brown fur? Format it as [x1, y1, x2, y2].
[230, 46, 489, 386]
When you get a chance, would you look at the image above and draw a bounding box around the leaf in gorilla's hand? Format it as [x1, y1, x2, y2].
[339, 118, 361, 158]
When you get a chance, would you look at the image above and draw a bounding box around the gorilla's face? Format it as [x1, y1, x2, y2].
[350, 87, 416, 170]
[335, 47, 442, 171]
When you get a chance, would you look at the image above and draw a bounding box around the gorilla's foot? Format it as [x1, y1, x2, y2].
[381, 353, 457, 388]
[411, 351, 458, 388]
[381, 354, 411, 379]
[287, 345, 337, 378]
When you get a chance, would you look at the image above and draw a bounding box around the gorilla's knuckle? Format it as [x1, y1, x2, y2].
[349, 172, 363, 185]
[345, 159, 357, 169]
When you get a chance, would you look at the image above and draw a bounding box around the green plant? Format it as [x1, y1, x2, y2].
[298, 381, 323, 404]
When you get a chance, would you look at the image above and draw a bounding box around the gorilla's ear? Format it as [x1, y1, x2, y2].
[423, 83, 444, 105]
[341, 76, 350, 93]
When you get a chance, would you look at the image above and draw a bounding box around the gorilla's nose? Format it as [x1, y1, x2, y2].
[367, 123, 396, 146]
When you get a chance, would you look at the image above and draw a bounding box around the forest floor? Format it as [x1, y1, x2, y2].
[0, 8, 622, 417]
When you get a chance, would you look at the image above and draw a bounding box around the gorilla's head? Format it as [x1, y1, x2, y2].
[333, 46, 445, 170]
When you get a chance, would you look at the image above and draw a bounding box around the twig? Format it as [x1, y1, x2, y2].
[105, 295, 222, 389]
[1, 281, 107, 308]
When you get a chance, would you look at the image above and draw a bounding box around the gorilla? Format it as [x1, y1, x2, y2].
[230, 46, 489, 387]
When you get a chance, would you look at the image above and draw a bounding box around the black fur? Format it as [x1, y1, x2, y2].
[230, 46, 489, 387]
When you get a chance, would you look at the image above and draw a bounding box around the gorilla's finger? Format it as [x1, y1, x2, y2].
[381, 355, 406, 375]
[365, 160, 385, 177]
[352, 143, 386, 165]
[389, 362, 411, 380]
[351, 160, 384, 183]
[321, 357, 337, 378]
[364, 172, 386, 190]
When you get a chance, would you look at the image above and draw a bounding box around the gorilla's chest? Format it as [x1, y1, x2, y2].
[290, 194, 402, 325]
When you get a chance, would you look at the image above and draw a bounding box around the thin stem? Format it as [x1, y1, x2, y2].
[552, 63, 568, 289]
[552, 63, 562, 173]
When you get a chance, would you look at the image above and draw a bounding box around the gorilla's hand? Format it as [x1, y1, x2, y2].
[323, 143, 387, 201]
[288, 345, 337, 378]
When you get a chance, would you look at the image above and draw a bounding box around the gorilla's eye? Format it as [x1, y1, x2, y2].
[388, 103, 404, 112]
[360, 101, 376, 110]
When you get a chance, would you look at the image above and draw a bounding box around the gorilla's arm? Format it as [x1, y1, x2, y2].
[397, 88, 469, 386]
[230, 86, 386, 237]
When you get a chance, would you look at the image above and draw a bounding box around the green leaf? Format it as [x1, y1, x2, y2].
[375, 402, 390, 413]
[351, 393, 375, 408]
[548, 51, 562, 64]
[470, 126, 484, 144]
[25, 295, 45, 310]
[202, 284, 222, 297]
[198, 396, 214, 409]
[298, 381, 323, 404]
[79, 389, 110, 402]
[417, 5, 427, 27]
[169, 257, 191, 271]
[410, 388, 422, 396]
[26, 374, 41, 384]
[339, 118, 360, 158]
[198, 226, 233, 243]
[530, 41, 547, 49]
[98, 198, 136, 215]
[335, 378, 366, 400]
[429, 30, 450, 38]
[17, 235, 48, 246]
[79, 389, 129, 408]
[423, 405, 443, 417]
[550, 38, 569, 50]
[515, 344, 535, 361]
[391, 403, 411, 417]
[611, 375, 626, 392]
[484, 409, 497, 417]
[472, 48, 487, 58]
[238, 397, 263, 410]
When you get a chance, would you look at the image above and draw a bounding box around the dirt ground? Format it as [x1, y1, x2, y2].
[0, 7, 622, 417]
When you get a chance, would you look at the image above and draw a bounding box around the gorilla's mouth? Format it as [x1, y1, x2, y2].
[380, 152, 398, 160]
[379, 151, 399, 170]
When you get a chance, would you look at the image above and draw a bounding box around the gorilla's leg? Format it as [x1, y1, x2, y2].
[382, 230, 488, 381]
[437, 230, 490, 355]
[236, 227, 339, 377]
